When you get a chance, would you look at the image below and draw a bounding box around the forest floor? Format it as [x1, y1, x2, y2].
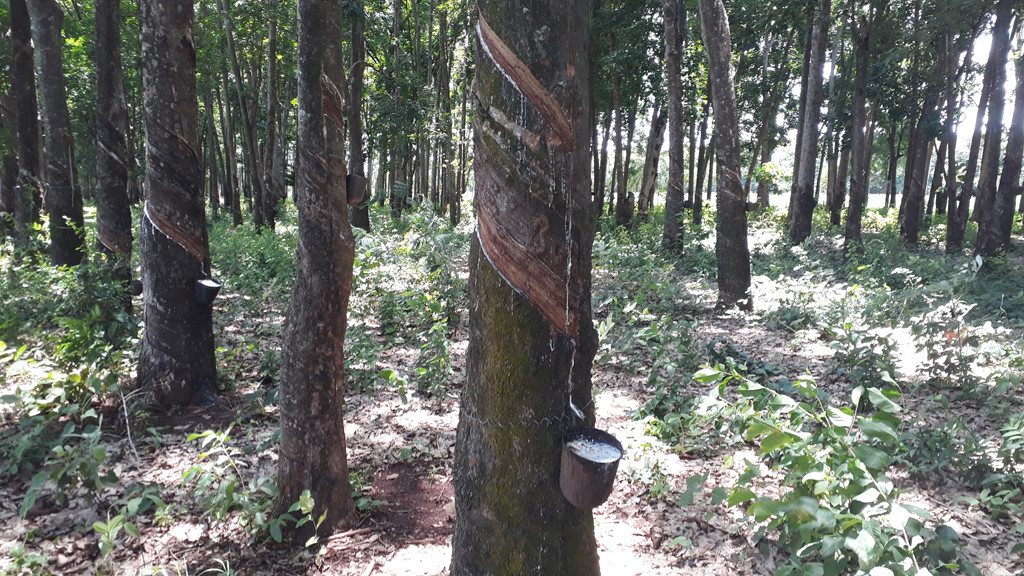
[1, 207, 1023, 575]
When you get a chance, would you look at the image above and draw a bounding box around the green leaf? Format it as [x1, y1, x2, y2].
[20, 491, 37, 518]
[711, 487, 728, 505]
[124, 522, 140, 538]
[693, 367, 723, 383]
[852, 445, 892, 473]
[851, 386, 865, 408]
[269, 521, 283, 543]
[760, 431, 794, 455]
[1011, 542, 1024, 555]
[92, 445, 107, 462]
[845, 529, 877, 569]
[867, 388, 901, 413]
[728, 487, 757, 507]
[857, 416, 898, 444]
[826, 406, 854, 428]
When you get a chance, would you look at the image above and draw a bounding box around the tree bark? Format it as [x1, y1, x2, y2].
[274, 0, 358, 532]
[788, 0, 831, 244]
[203, 91, 221, 216]
[28, 0, 85, 266]
[638, 102, 667, 221]
[262, 0, 283, 228]
[10, 0, 41, 243]
[94, 0, 133, 293]
[663, 0, 686, 250]
[699, 0, 750, 310]
[217, 73, 243, 227]
[137, 0, 217, 408]
[349, 0, 371, 231]
[898, 89, 941, 244]
[451, 1, 599, 573]
[976, 41, 1023, 256]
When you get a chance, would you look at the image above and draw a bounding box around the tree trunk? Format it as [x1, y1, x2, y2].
[137, 0, 217, 408]
[927, 138, 946, 216]
[262, 0, 283, 229]
[844, 7, 881, 257]
[976, 37, 1022, 256]
[788, 0, 831, 244]
[94, 0, 133, 301]
[949, 4, 1006, 252]
[616, 104, 637, 226]
[694, 105, 709, 223]
[28, 0, 86, 266]
[274, 0, 358, 533]
[699, 0, 750, 310]
[899, 90, 941, 244]
[663, 0, 686, 249]
[218, 0, 267, 230]
[10, 0, 42, 243]
[972, 0, 1013, 238]
[204, 91, 221, 216]
[451, 1, 599, 573]
[217, 72, 243, 227]
[638, 102, 667, 221]
[349, 1, 371, 231]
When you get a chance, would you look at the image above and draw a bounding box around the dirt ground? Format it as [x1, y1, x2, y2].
[2, 289, 1022, 576]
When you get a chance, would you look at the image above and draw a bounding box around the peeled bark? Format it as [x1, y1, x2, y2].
[699, 0, 750, 310]
[28, 0, 85, 266]
[451, 1, 599, 573]
[788, 0, 831, 244]
[94, 0, 133, 289]
[662, 0, 686, 250]
[137, 0, 217, 408]
[10, 0, 41, 242]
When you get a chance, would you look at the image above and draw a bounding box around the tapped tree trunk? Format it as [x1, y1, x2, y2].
[28, 0, 85, 266]
[10, 0, 42, 243]
[94, 0, 133, 296]
[274, 0, 358, 533]
[137, 0, 217, 408]
[663, 0, 686, 249]
[699, 0, 751, 310]
[638, 102, 667, 221]
[450, 0, 598, 573]
[788, 0, 831, 244]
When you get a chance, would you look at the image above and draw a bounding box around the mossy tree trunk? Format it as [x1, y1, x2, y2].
[273, 0, 358, 532]
[450, 0, 599, 573]
[137, 0, 217, 408]
[27, 0, 85, 266]
[699, 0, 751, 310]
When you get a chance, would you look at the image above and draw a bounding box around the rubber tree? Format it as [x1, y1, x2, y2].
[699, 0, 751, 310]
[10, 0, 41, 243]
[662, 0, 686, 250]
[450, 0, 600, 572]
[27, 0, 85, 266]
[137, 0, 217, 407]
[788, 0, 831, 244]
[273, 0, 358, 532]
[94, 0, 133, 297]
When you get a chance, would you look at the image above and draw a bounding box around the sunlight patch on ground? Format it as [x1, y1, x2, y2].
[375, 542, 451, 575]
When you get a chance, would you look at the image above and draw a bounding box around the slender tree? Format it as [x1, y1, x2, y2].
[27, 0, 85, 266]
[699, 0, 751, 309]
[788, 0, 831, 244]
[10, 0, 41, 243]
[94, 0, 133, 295]
[663, 0, 686, 249]
[137, 0, 217, 407]
[450, 0, 599, 572]
[349, 0, 371, 232]
[273, 0, 358, 532]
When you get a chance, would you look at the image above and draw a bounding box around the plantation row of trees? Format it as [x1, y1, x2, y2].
[0, 0, 1023, 572]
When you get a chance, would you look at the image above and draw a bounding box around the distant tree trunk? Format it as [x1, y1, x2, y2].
[203, 91, 221, 216]
[788, 0, 831, 244]
[451, 1, 599, 573]
[349, 0, 370, 231]
[638, 102, 667, 221]
[137, 0, 217, 408]
[217, 74, 243, 227]
[10, 0, 41, 243]
[972, 0, 1013, 237]
[927, 139, 946, 216]
[663, 0, 686, 249]
[747, 30, 794, 201]
[899, 90, 941, 244]
[274, 0, 358, 533]
[686, 112, 697, 205]
[1, 94, 15, 237]
[28, 0, 85, 266]
[94, 0, 133, 298]
[976, 44, 1023, 256]
[615, 104, 637, 225]
[262, 0, 283, 228]
[694, 105, 709, 223]
[594, 112, 612, 211]
[949, 2, 1007, 252]
[609, 67, 622, 218]
[844, 6, 881, 257]
[218, 0, 267, 230]
[699, 0, 750, 310]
